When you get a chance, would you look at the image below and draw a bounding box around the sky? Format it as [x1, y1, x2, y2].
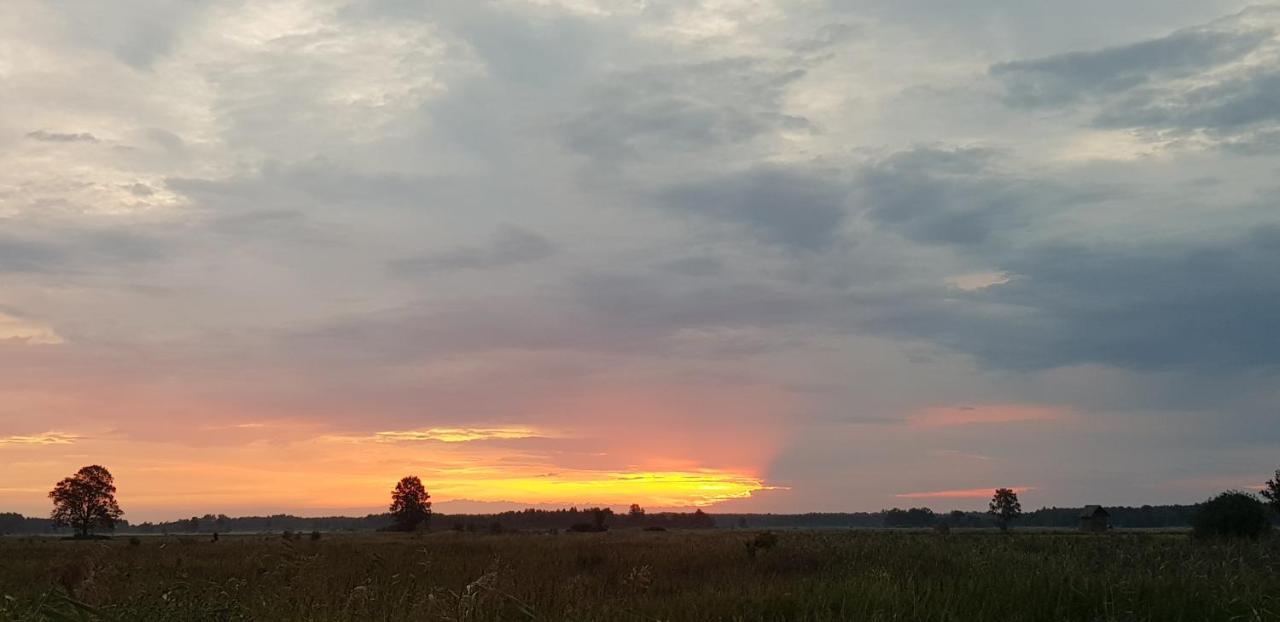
[2, 0, 1279, 522]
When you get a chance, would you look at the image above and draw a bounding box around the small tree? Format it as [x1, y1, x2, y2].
[389, 476, 431, 531]
[988, 488, 1022, 532]
[691, 508, 716, 529]
[49, 465, 124, 538]
[1261, 469, 1280, 515]
[629, 503, 645, 517]
[1191, 491, 1271, 539]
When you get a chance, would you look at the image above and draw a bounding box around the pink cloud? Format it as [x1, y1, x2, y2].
[908, 404, 1068, 428]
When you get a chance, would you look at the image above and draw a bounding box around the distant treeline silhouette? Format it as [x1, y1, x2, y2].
[715, 504, 1216, 530]
[1, 504, 1249, 536]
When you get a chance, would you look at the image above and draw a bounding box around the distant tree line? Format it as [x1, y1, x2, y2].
[3, 503, 1252, 536]
[712, 504, 1227, 530]
[8, 465, 1278, 537]
[0, 508, 719, 535]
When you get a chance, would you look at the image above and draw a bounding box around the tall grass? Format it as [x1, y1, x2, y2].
[1, 530, 1276, 621]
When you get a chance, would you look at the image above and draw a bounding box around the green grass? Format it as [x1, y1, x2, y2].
[1, 530, 1277, 621]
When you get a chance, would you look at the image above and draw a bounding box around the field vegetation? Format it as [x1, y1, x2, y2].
[2, 529, 1277, 622]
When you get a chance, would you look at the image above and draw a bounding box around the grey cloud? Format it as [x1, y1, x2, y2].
[206, 210, 309, 237]
[26, 130, 98, 143]
[284, 268, 827, 370]
[0, 227, 168, 273]
[855, 147, 1100, 246]
[0, 235, 67, 273]
[992, 27, 1271, 108]
[660, 166, 849, 251]
[657, 256, 725, 277]
[572, 271, 823, 333]
[790, 23, 862, 54]
[989, 6, 1280, 152]
[168, 161, 442, 213]
[390, 225, 556, 275]
[48, 0, 211, 69]
[866, 226, 1280, 373]
[1094, 68, 1280, 145]
[562, 58, 811, 163]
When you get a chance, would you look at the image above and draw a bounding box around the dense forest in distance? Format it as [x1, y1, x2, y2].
[0, 504, 1236, 535]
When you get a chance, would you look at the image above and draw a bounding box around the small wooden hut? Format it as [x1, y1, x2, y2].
[1078, 505, 1110, 532]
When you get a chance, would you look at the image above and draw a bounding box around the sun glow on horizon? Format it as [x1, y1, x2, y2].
[896, 486, 1036, 499]
[0, 423, 778, 520]
[0, 432, 79, 445]
[429, 469, 778, 508]
[371, 427, 546, 443]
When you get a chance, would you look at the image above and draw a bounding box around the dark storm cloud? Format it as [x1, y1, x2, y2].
[26, 130, 99, 143]
[659, 166, 849, 251]
[991, 27, 1271, 108]
[865, 226, 1280, 373]
[390, 225, 556, 276]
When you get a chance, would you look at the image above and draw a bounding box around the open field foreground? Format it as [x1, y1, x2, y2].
[1, 530, 1278, 622]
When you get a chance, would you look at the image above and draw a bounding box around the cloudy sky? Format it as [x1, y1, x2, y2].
[3, 0, 1279, 521]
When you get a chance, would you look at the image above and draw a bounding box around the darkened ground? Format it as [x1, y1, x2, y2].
[2, 530, 1278, 621]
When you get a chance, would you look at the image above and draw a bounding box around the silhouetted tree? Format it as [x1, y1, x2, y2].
[691, 508, 716, 529]
[49, 465, 123, 538]
[389, 476, 431, 531]
[629, 504, 645, 517]
[1262, 469, 1280, 515]
[1191, 491, 1271, 539]
[988, 488, 1022, 532]
[591, 507, 612, 530]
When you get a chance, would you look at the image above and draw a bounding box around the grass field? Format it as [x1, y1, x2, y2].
[1, 530, 1277, 621]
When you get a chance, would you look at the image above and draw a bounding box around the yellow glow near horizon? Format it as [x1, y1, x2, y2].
[371, 427, 544, 443]
[0, 426, 777, 519]
[0, 432, 78, 445]
[429, 470, 776, 507]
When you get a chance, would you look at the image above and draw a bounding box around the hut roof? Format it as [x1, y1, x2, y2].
[1079, 505, 1109, 518]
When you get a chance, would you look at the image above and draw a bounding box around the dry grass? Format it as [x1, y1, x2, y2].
[1, 530, 1277, 621]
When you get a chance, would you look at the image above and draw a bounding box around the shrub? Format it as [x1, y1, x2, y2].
[310, 530, 321, 541]
[128, 536, 141, 547]
[745, 531, 778, 558]
[1191, 491, 1271, 539]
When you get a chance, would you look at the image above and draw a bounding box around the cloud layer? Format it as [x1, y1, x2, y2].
[2, 0, 1279, 519]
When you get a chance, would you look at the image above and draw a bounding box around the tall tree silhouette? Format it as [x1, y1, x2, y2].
[389, 476, 431, 531]
[988, 488, 1022, 532]
[49, 465, 123, 538]
[1262, 469, 1280, 514]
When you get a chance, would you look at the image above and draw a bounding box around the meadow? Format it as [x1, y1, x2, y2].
[1, 530, 1277, 622]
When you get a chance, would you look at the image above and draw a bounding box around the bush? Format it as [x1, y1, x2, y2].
[745, 531, 778, 558]
[128, 536, 141, 546]
[310, 530, 321, 541]
[1191, 491, 1271, 539]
